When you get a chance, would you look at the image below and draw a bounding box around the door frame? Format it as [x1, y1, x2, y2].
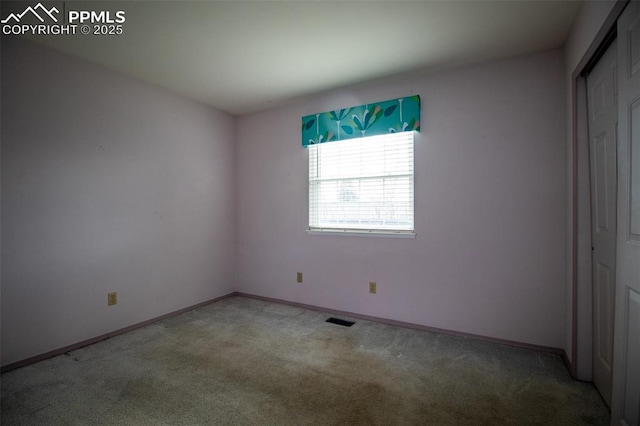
[569, 0, 628, 381]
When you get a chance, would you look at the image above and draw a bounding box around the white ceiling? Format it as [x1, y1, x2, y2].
[28, 1, 582, 115]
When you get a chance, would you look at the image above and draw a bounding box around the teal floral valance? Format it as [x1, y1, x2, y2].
[301, 95, 420, 147]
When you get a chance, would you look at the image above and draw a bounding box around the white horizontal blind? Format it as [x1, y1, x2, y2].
[309, 131, 414, 233]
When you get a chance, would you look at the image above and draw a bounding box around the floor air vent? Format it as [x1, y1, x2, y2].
[326, 317, 355, 327]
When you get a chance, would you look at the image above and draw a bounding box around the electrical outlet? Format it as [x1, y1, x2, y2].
[369, 282, 377, 294]
[108, 292, 117, 306]
[297, 272, 303, 283]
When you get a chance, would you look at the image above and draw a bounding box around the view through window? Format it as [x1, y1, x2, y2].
[308, 131, 414, 234]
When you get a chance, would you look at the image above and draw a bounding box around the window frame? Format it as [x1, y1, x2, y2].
[307, 131, 416, 238]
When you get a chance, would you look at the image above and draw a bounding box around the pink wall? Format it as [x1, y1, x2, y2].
[236, 49, 567, 348]
[1, 40, 570, 367]
[1, 39, 236, 366]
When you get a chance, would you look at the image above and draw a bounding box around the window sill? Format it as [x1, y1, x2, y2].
[307, 229, 416, 238]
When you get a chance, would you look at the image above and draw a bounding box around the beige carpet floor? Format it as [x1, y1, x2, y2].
[1, 296, 609, 425]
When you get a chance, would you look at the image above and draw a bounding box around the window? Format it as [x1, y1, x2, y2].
[308, 131, 414, 235]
